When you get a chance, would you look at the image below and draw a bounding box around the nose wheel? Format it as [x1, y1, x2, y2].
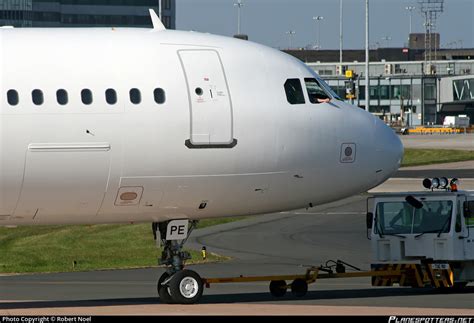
[155, 220, 204, 304]
[158, 270, 204, 304]
[157, 272, 173, 304]
[171, 270, 204, 304]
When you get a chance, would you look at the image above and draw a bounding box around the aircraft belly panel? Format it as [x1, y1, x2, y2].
[104, 172, 293, 221]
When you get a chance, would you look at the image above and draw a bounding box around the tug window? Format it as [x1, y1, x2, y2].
[81, 89, 93, 105]
[7, 89, 19, 106]
[32, 89, 44, 106]
[106, 89, 117, 105]
[305, 78, 331, 104]
[284, 79, 305, 105]
[56, 89, 68, 105]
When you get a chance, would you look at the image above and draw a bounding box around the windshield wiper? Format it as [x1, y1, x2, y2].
[414, 217, 452, 239]
[374, 217, 384, 238]
[437, 216, 451, 237]
[375, 218, 407, 238]
[383, 233, 407, 238]
[415, 231, 435, 239]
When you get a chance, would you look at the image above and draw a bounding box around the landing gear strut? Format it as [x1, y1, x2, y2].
[154, 220, 204, 304]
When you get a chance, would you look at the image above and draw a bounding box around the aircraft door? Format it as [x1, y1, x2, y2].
[178, 50, 236, 148]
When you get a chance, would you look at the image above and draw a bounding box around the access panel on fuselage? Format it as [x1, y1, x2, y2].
[13, 144, 111, 221]
[178, 50, 234, 147]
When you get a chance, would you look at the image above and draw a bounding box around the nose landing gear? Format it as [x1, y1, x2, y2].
[154, 220, 204, 304]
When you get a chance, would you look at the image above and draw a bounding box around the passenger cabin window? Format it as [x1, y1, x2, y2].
[7, 89, 19, 106]
[130, 88, 141, 105]
[284, 79, 305, 105]
[32, 89, 44, 106]
[81, 89, 93, 105]
[106, 89, 117, 105]
[56, 89, 68, 105]
[154, 88, 166, 104]
[305, 78, 331, 104]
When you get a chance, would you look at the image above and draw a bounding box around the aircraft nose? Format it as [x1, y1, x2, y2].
[373, 119, 404, 183]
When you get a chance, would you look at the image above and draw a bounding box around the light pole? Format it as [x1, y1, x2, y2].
[365, 0, 369, 112]
[436, 77, 441, 125]
[405, 6, 416, 35]
[339, 0, 343, 63]
[159, 0, 162, 20]
[234, 0, 244, 35]
[312, 16, 324, 50]
[286, 30, 296, 49]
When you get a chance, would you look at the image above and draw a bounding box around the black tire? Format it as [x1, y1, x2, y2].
[291, 278, 308, 297]
[269, 280, 287, 297]
[168, 270, 204, 304]
[157, 272, 174, 304]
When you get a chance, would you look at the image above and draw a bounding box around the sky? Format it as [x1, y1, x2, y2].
[176, 0, 474, 50]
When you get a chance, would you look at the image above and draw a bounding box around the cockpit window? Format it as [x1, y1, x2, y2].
[305, 78, 331, 104]
[319, 77, 342, 101]
[284, 79, 305, 105]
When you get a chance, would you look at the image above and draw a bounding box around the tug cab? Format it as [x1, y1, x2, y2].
[367, 178, 474, 288]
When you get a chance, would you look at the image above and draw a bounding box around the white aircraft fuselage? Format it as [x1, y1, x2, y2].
[0, 28, 403, 226]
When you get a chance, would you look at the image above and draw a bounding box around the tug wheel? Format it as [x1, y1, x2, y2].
[269, 280, 287, 297]
[291, 278, 308, 297]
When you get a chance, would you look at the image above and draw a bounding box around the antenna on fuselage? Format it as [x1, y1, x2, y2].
[149, 9, 166, 31]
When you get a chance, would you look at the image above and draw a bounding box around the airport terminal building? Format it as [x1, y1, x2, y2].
[287, 46, 474, 127]
[0, 0, 175, 29]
